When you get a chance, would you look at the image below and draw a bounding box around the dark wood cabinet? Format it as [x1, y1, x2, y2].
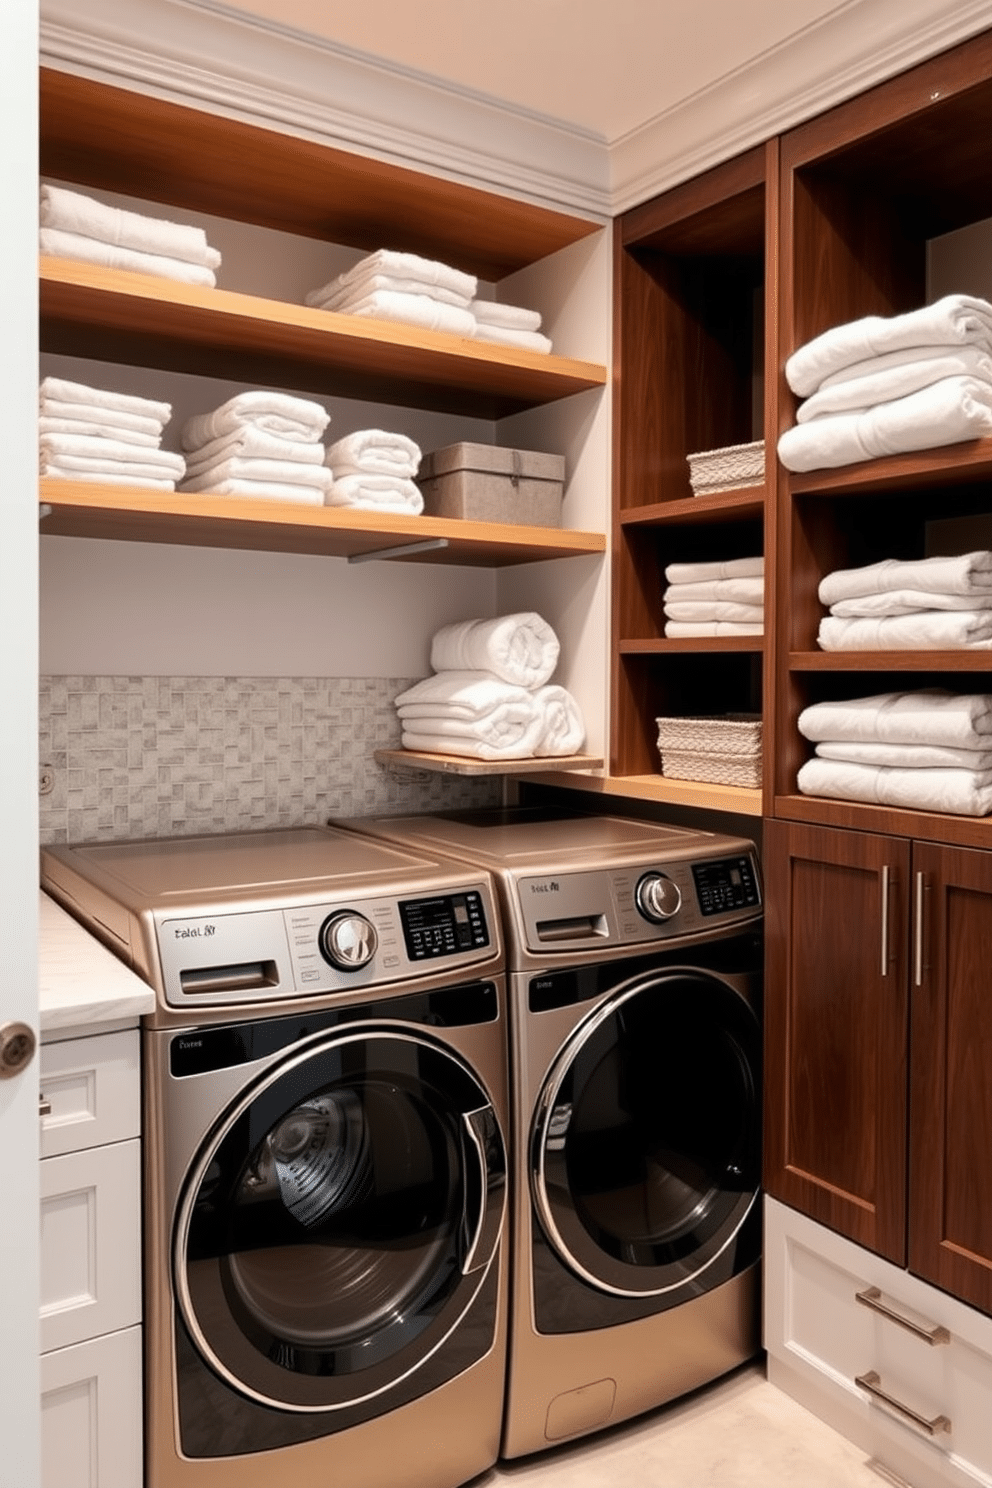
[765, 818, 992, 1314]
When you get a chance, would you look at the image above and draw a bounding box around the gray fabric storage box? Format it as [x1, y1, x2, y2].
[417, 442, 565, 527]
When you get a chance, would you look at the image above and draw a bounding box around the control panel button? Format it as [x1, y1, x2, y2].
[634, 872, 683, 923]
[319, 911, 378, 971]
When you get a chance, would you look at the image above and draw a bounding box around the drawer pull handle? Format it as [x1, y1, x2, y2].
[39, 1094, 52, 1117]
[855, 1286, 950, 1345]
[880, 865, 890, 976]
[855, 1370, 950, 1438]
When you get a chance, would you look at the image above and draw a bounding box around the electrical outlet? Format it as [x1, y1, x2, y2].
[39, 765, 55, 796]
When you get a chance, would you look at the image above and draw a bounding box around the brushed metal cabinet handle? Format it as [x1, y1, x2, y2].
[856, 1370, 950, 1438]
[914, 871, 926, 987]
[880, 865, 890, 977]
[855, 1285, 950, 1346]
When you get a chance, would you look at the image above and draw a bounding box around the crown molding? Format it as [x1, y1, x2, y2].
[610, 0, 992, 212]
[39, 0, 611, 221]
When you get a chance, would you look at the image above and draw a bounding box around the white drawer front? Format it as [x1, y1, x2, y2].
[41, 1325, 142, 1488]
[39, 1029, 140, 1158]
[40, 1140, 142, 1354]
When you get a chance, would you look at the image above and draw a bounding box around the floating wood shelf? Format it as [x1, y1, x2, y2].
[520, 769, 763, 817]
[375, 750, 604, 777]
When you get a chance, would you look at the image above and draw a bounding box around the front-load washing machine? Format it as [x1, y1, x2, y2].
[41, 826, 510, 1488]
[339, 808, 763, 1458]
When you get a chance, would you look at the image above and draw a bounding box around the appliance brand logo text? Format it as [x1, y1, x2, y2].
[530, 880, 560, 893]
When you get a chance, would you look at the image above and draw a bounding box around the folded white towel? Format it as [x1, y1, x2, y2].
[40, 227, 218, 287]
[400, 726, 546, 761]
[472, 324, 553, 355]
[798, 690, 992, 749]
[663, 621, 764, 636]
[797, 346, 992, 422]
[308, 273, 473, 312]
[315, 250, 477, 305]
[38, 414, 161, 448]
[181, 392, 330, 449]
[663, 577, 765, 605]
[430, 613, 560, 689]
[40, 184, 222, 270]
[830, 590, 992, 617]
[819, 551, 992, 607]
[39, 449, 186, 482]
[325, 474, 423, 512]
[816, 740, 992, 769]
[396, 672, 546, 758]
[40, 377, 172, 426]
[818, 610, 992, 650]
[179, 456, 334, 492]
[664, 557, 764, 584]
[177, 476, 326, 504]
[777, 375, 992, 472]
[664, 601, 765, 623]
[316, 289, 477, 338]
[325, 430, 422, 479]
[785, 294, 992, 397]
[531, 685, 586, 756]
[39, 463, 178, 491]
[470, 300, 542, 333]
[395, 671, 530, 716]
[797, 756, 992, 817]
[38, 434, 185, 474]
[181, 426, 326, 472]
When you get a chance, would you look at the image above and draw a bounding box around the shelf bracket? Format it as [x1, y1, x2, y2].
[40, 504, 52, 520]
[348, 537, 449, 564]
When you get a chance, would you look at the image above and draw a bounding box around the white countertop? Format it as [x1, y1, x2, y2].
[39, 891, 155, 1035]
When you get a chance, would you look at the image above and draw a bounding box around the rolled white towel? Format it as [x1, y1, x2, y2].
[797, 689, 992, 749]
[39, 414, 162, 448]
[181, 392, 330, 449]
[471, 300, 542, 333]
[663, 577, 765, 605]
[796, 345, 992, 422]
[664, 557, 764, 584]
[819, 551, 992, 607]
[395, 672, 546, 759]
[785, 294, 992, 397]
[818, 611, 992, 650]
[430, 613, 560, 689]
[308, 273, 473, 311]
[531, 685, 586, 756]
[39, 463, 178, 491]
[325, 430, 422, 479]
[816, 740, 992, 769]
[663, 621, 764, 636]
[179, 457, 334, 493]
[311, 249, 477, 305]
[325, 474, 423, 513]
[40, 377, 172, 426]
[314, 288, 477, 338]
[39, 434, 186, 474]
[797, 756, 992, 817]
[777, 375, 992, 472]
[181, 426, 326, 472]
[664, 601, 765, 624]
[40, 184, 222, 270]
[472, 324, 553, 355]
[395, 670, 530, 717]
[177, 476, 326, 504]
[39, 227, 217, 287]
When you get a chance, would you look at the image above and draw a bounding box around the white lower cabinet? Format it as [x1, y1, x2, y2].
[39, 1028, 143, 1488]
[765, 1197, 992, 1488]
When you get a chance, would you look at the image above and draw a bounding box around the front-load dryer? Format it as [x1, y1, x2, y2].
[338, 808, 763, 1459]
[41, 826, 510, 1488]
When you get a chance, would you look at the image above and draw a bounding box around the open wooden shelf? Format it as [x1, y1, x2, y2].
[787, 441, 992, 497]
[39, 480, 606, 566]
[41, 258, 607, 421]
[522, 769, 763, 817]
[619, 489, 766, 527]
[375, 750, 603, 777]
[620, 637, 764, 654]
[789, 650, 992, 671]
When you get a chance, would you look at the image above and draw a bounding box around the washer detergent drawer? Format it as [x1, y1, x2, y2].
[766, 1199, 992, 1488]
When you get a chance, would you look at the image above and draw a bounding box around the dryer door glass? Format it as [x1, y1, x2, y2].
[532, 970, 759, 1297]
[174, 1030, 505, 1411]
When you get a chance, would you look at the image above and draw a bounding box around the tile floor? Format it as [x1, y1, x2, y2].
[478, 1361, 882, 1487]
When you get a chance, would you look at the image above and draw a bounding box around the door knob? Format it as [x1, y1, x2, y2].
[0, 1021, 37, 1079]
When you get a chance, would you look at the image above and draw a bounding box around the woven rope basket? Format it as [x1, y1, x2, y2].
[687, 439, 765, 496]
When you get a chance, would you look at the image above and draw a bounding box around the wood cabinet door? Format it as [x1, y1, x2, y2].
[764, 819, 910, 1262]
[909, 841, 992, 1315]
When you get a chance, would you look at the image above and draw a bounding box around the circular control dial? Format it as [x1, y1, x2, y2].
[319, 911, 378, 971]
[635, 872, 682, 923]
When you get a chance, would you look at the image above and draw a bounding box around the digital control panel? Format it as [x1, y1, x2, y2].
[399, 892, 490, 961]
[692, 855, 761, 917]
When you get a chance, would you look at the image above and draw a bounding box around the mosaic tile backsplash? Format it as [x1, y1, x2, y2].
[39, 676, 501, 845]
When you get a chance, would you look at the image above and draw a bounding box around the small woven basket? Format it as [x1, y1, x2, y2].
[656, 713, 762, 788]
[687, 440, 765, 496]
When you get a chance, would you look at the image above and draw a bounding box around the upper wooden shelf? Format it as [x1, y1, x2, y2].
[790, 650, 992, 672]
[786, 441, 992, 497]
[40, 258, 607, 421]
[618, 489, 765, 526]
[38, 479, 605, 567]
[40, 67, 602, 283]
[619, 637, 764, 654]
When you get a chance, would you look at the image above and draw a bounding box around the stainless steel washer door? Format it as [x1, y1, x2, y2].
[532, 969, 760, 1298]
[174, 1028, 506, 1411]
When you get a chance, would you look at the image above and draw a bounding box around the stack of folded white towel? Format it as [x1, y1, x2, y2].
[39, 376, 186, 490]
[778, 294, 992, 472]
[663, 557, 765, 636]
[817, 551, 992, 650]
[306, 250, 477, 337]
[40, 184, 222, 288]
[325, 429, 424, 513]
[797, 689, 992, 816]
[178, 391, 333, 505]
[393, 613, 586, 760]
[469, 299, 552, 355]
